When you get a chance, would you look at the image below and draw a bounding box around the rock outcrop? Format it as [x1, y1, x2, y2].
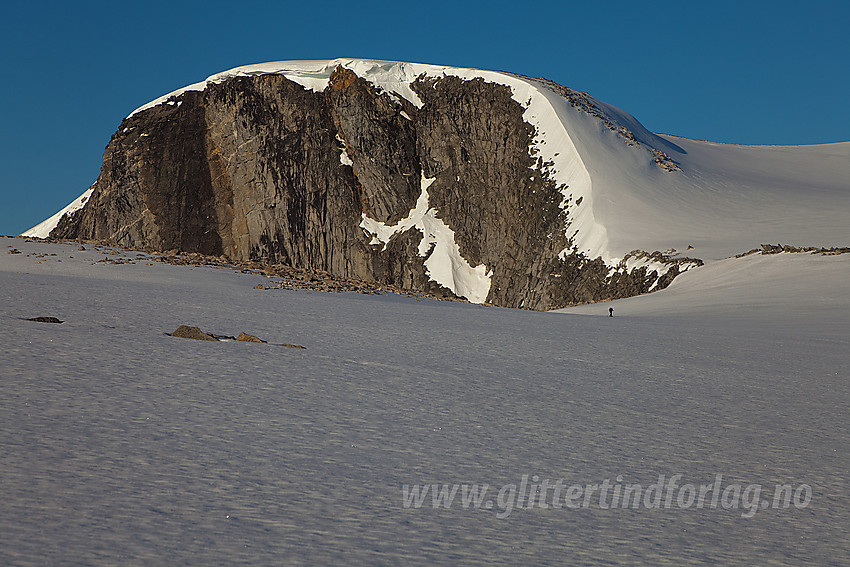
[51, 62, 696, 310]
[171, 325, 218, 341]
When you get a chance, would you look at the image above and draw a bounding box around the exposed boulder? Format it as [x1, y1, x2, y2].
[171, 325, 218, 341]
[236, 332, 265, 343]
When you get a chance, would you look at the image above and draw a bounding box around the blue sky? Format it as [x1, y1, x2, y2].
[2, 0, 848, 235]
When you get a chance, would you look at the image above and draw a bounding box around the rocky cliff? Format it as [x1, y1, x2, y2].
[48, 59, 700, 310]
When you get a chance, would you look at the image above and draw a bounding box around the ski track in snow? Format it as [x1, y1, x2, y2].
[1, 236, 849, 565]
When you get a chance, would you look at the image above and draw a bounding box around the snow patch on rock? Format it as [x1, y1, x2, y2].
[360, 173, 491, 303]
[336, 134, 353, 166]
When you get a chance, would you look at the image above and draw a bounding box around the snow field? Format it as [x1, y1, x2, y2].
[1, 236, 848, 565]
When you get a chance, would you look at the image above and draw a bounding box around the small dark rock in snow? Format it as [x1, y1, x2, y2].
[27, 316, 63, 323]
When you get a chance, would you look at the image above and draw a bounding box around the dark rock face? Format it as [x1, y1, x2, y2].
[53, 66, 691, 310]
[412, 75, 565, 309]
[328, 68, 421, 224]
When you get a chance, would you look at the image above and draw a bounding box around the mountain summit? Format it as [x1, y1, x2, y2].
[24, 59, 850, 309]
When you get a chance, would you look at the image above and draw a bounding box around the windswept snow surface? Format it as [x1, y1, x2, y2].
[2, 236, 849, 565]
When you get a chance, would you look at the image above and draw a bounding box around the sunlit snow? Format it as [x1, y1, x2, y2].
[2, 236, 848, 565]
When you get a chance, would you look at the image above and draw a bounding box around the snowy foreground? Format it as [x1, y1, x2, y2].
[2, 236, 849, 565]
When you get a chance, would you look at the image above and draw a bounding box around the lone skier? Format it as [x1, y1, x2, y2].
[608, 307, 614, 317]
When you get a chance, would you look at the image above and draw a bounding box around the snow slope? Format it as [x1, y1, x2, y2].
[558, 252, 850, 334]
[22, 59, 850, 297]
[23, 187, 93, 239]
[1, 236, 848, 565]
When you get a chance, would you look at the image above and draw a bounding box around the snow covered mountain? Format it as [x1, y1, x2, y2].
[23, 59, 850, 309]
